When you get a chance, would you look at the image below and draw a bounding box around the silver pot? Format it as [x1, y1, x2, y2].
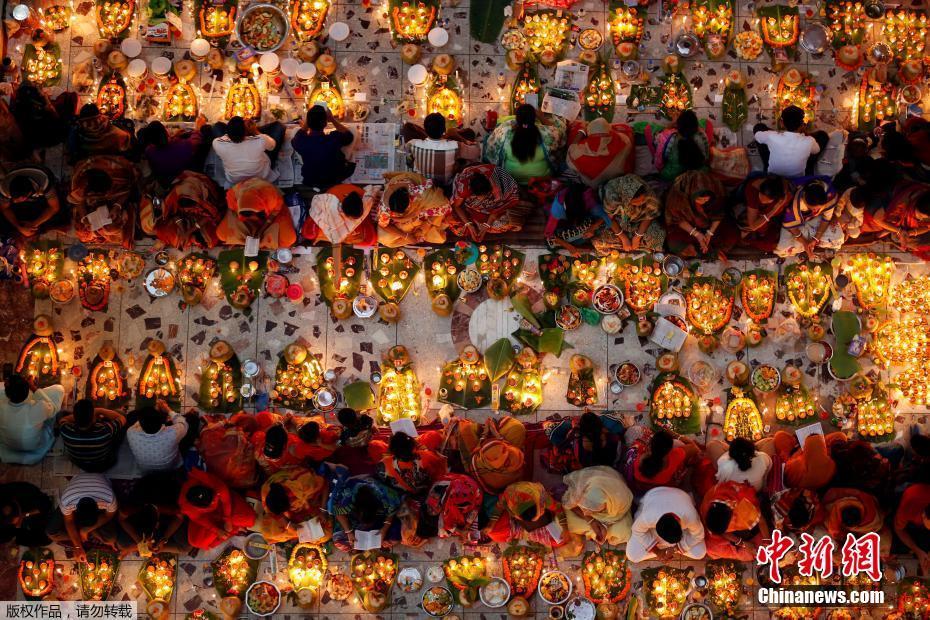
[673, 32, 702, 58]
[236, 3, 290, 53]
[799, 22, 830, 55]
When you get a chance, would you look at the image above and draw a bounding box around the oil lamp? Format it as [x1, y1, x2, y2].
[308, 78, 345, 119]
[96, 0, 134, 38]
[272, 342, 325, 410]
[389, 0, 438, 43]
[377, 345, 421, 423]
[225, 78, 261, 120]
[785, 262, 831, 319]
[291, 0, 330, 40]
[137, 340, 182, 407]
[501, 347, 542, 416]
[723, 388, 764, 440]
[844, 253, 894, 310]
[685, 277, 734, 335]
[582, 550, 631, 604]
[882, 9, 928, 60]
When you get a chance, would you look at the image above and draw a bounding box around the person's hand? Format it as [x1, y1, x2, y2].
[590, 520, 607, 544]
[155, 399, 171, 414]
[195, 114, 207, 130]
[16, 223, 38, 237]
[919, 550, 930, 574]
[695, 232, 711, 253]
[569, 246, 583, 258]
[380, 538, 394, 549]
[803, 238, 819, 259]
[466, 222, 480, 239]
[630, 235, 642, 251]
[346, 531, 356, 548]
[74, 548, 87, 564]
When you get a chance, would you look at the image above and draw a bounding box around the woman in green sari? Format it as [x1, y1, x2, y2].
[484, 104, 567, 185]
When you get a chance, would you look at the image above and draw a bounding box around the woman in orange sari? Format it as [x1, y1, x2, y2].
[700, 481, 767, 561]
[377, 172, 450, 247]
[300, 184, 378, 246]
[217, 178, 297, 249]
[179, 468, 256, 550]
[823, 487, 889, 554]
[485, 482, 582, 556]
[258, 467, 330, 543]
[446, 415, 526, 494]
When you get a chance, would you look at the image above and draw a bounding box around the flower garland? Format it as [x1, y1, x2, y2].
[502, 545, 544, 599]
[290, 0, 330, 41]
[784, 261, 831, 319]
[614, 258, 667, 316]
[739, 269, 776, 322]
[196, 0, 236, 43]
[96, 74, 127, 119]
[582, 550, 631, 603]
[685, 277, 734, 335]
[16, 335, 60, 389]
[691, 0, 733, 55]
[96, 0, 134, 38]
[224, 79, 261, 120]
[608, 3, 644, 48]
[137, 352, 182, 408]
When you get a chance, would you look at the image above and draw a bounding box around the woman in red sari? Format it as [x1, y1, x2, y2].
[369, 431, 447, 496]
[179, 468, 256, 550]
[867, 181, 930, 258]
[700, 481, 767, 561]
[448, 163, 523, 241]
[251, 423, 305, 475]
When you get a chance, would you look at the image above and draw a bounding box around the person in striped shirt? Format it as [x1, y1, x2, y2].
[58, 399, 126, 473]
[51, 473, 119, 563]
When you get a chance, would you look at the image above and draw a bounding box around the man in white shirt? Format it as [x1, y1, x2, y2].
[126, 400, 188, 472]
[753, 105, 821, 178]
[0, 374, 64, 464]
[626, 486, 706, 562]
[212, 116, 280, 188]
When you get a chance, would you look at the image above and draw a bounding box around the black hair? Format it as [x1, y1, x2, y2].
[705, 502, 733, 535]
[337, 407, 359, 427]
[388, 187, 410, 214]
[9, 175, 37, 199]
[133, 503, 159, 537]
[758, 176, 787, 202]
[264, 482, 290, 515]
[883, 130, 915, 163]
[511, 104, 542, 163]
[297, 421, 320, 443]
[676, 110, 706, 171]
[354, 484, 380, 525]
[788, 495, 812, 528]
[226, 116, 246, 143]
[923, 504, 930, 520]
[518, 502, 539, 522]
[728, 437, 756, 472]
[307, 105, 327, 132]
[184, 484, 215, 508]
[781, 105, 805, 132]
[639, 430, 674, 479]
[79, 103, 100, 119]
[389, 432, 417, 461]
[577, 411, 603, 455]
[341, 192, 364, 218]
[562, 184, 589, 226]
[73, 497, 100, 528]
[138, 407, 165, 435]
[912, 433, 930, 458]
[4, 374, 29, 404]
[84, 168, 112, 194]
[656, 513, 683, 544]
[840, 505, 862, 528]
[802, 182, 830, 207]
[424, 113, 447, 140]
[263, 424, 288, 458]
[144, 121, 169, 149]
[73, 399, 95, 429]
[468, 174, 492, 196]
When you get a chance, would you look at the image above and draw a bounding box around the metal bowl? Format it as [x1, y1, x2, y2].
[799, 22, 830, 55]
[673, 33, 701, 58]
[868, 42, 892, 65]
[237, 3, 290, 53]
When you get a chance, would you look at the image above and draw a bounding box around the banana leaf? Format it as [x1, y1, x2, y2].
[438, 357, 492, 409]
[583, 60, 616, 122]
[197, 355, 242, 413]
[470, 0, 509, 43]
[721, 82, 748, 132]
[343, 380, 376, 411]
[315, 246, 365, 307]
[485, 338, 516, 382]
[371, 248, 419, 304]
[830, 310, 862, 380]
[423, 248, 463, 304]
[217, 249, 267, 314]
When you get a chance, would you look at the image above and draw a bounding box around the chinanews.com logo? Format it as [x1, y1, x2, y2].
[755, 529, 886, 608]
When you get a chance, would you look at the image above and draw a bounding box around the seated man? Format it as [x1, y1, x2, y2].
[67, 103, 133, 163]
[300, 184, 378, 246]
[211, 116, 282, 188]
[68, 155, 139, 247]
[0, 482, 54, 547]
[627, 486, 706, 562]
[0, 374, 64, 465]
[771, 488, 824, 533]
[217, 178, 297, 249]
[405, 112, 462, 187]
[126, 401, 188, 473]
[700, 481, 767, 561]
[50, 473, 119, 562]
[0, 164, 63, 238]
[291, 105, 355, 190]
[58, 398, 126, 473]
[140, 118, 206, 187]
[117, 472, 188, 555]
[753, 105, 821, 178]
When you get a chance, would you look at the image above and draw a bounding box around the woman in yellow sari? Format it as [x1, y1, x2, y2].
[258, 467, 330, 544]
[377, 171, 450, 247]
[445, 415, 526, 494]
[562, 466, 633, 545]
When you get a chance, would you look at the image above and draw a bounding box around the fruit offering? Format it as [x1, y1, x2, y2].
[212, 548, 258, 598]
[502, 545, 545, 599]
[350, 551, 398, 612]
[685, 277, 734, 335]
[642, 567, 691, 618]
[19, 548, 54, 599]
[139, 554, 176, 602]
[291, 0, 329, 40]
[582, 550, 631, 604]
[80, 550, 120, 601]
[785, 262, 831, 319]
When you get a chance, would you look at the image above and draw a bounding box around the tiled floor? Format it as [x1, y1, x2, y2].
[1, 239, 926, 617]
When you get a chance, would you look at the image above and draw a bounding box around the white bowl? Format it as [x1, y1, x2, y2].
[407, 63, 428, 85]
[329, 21, 350, 41]
[428, 27, 449, 47]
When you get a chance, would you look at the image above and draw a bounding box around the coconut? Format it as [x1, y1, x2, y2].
[783, 364, 802, 386]
[297, 41, 321, 62]
[174, 59, 197, 82]
[379, 302, 401, 323]
[206, 48, 225, 70]
[636, 317, 654, 337]
[209, 340, 234, 363]
[431, 294, 452, 316]
[835, 44, 863, 71]
[106, 50, 128, 71]
[725, 69, 745, 88]
[506, 49, 527, 71]
[539, 49, 558, 67]
[487, 277, 509, 300]
[432, 53, 455, 75]
[782, 67, 804, 88]
[33, 314, 53, 337]
[400, 43, 422, 65]
[746, 326, 765, 347]
[726, 360, 750, 386]
[807, 323, 826, 342]
[578, 50, 598, 65]
[93, 39, 112, 60]
[284, 343, 308, 365]
[615, 41, 638, 60]
[507, 596, 530, 617]
[656, 352, 679, 373]
[315, 53, 337, 76]
[662, 54, 680, 74]
[697, 334, 719, 354]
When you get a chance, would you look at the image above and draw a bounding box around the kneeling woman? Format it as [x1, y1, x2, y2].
[561, 466, 633, 545]
[664, 170, 737, 258]
[448, 164, 523, 241]
[485, 481, 581, 555]
[327, 472, 403, 552]
[700, 481, 767, 561]
[179, 469, 256, 550]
